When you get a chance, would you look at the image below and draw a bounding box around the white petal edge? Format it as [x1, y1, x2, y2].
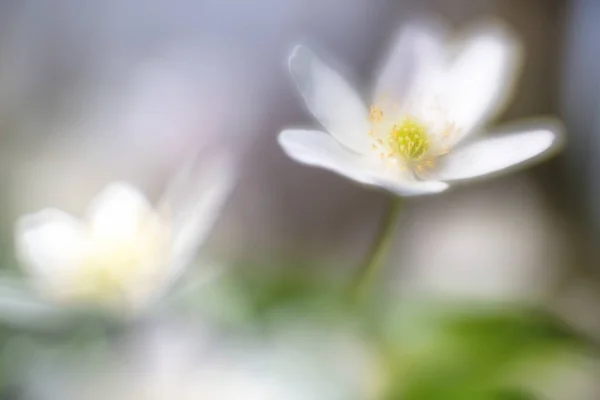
[441, 20, 523, 145]
[14, 209, 88, 292]
[289, 45, 371, 153]
[433, 120, 564, 182]
[158, 152, 236, 279]
[278, 129, 449, 196]
[86, 181, 154, 239]
[374, 18, 447, 105]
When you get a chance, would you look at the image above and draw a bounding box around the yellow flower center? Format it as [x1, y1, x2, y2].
[369, 105, 432, 166]
[58, 215, 171, 309]
[368, 102, 459, 175]
[388, 119, 430, 161]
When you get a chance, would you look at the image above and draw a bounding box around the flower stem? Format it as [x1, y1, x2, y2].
[351, 196, 402, 302]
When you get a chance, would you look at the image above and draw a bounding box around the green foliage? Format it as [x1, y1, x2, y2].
[382, 304, 585, 400]
[0, 259, 594, 400]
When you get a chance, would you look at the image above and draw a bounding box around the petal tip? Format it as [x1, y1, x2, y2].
[277, 129, 301, 149]
[13, 208, 86, 275]
[89, 181, 150, 213]
[14, 209, 79, 238]
[277, 129, 315, 162]
[419, 181, 451, 195]
[505, 117, 566, 155]
[466, 18, 523, 58]
[288, 44, 313, 75]
[289, 44, 308, 60]
[532, 126, 565, 159]
[543, 120, 566, 149]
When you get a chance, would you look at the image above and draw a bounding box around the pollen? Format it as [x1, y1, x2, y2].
[388, 118, 430, 161]
[369, 106, 384, 123]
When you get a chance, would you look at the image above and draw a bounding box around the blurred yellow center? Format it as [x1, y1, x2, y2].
[388, 119, 430, 160]
[369, 106, 430, 163]
[64, 216, 171, 308]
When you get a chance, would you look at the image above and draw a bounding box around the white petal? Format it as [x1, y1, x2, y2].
[434, 122, 563, 181]
[0, 277, 64, 328]
[288, 45, 371, 153]
[374, 19, 446, 105]
[441, 21, 522, 144]
[158, 152, 235, 276]
[15, 209, 88, 290]
[87, 182, 153, 239]
[376, 170, 449, 197]
[279, 129, 370, 182]
[279, 129, 449, 196]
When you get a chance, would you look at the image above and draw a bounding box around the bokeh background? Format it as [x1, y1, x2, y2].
[1, 0, 600, 399]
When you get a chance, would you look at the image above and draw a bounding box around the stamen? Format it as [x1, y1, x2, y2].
[388, 118, 430, 161]
[368, 101, 457, 174]
[369, 106, 384, 123]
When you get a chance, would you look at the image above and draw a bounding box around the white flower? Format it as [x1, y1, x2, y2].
[13, 154, 235, 312]
[278, 19, 563, 196]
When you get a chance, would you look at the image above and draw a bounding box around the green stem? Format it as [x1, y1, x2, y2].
[351, 196, 402, 302]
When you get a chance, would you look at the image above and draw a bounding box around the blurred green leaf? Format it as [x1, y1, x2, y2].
[227, 261, 350, 317]
[382, 303, 587, 400]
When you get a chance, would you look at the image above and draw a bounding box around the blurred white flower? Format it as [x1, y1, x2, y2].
[279, 19, 563, 196]
[32, 320, 383, 400]
[13, 154, 235, 312]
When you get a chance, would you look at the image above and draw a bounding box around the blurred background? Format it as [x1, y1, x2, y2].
[0, 0, 600, 399]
